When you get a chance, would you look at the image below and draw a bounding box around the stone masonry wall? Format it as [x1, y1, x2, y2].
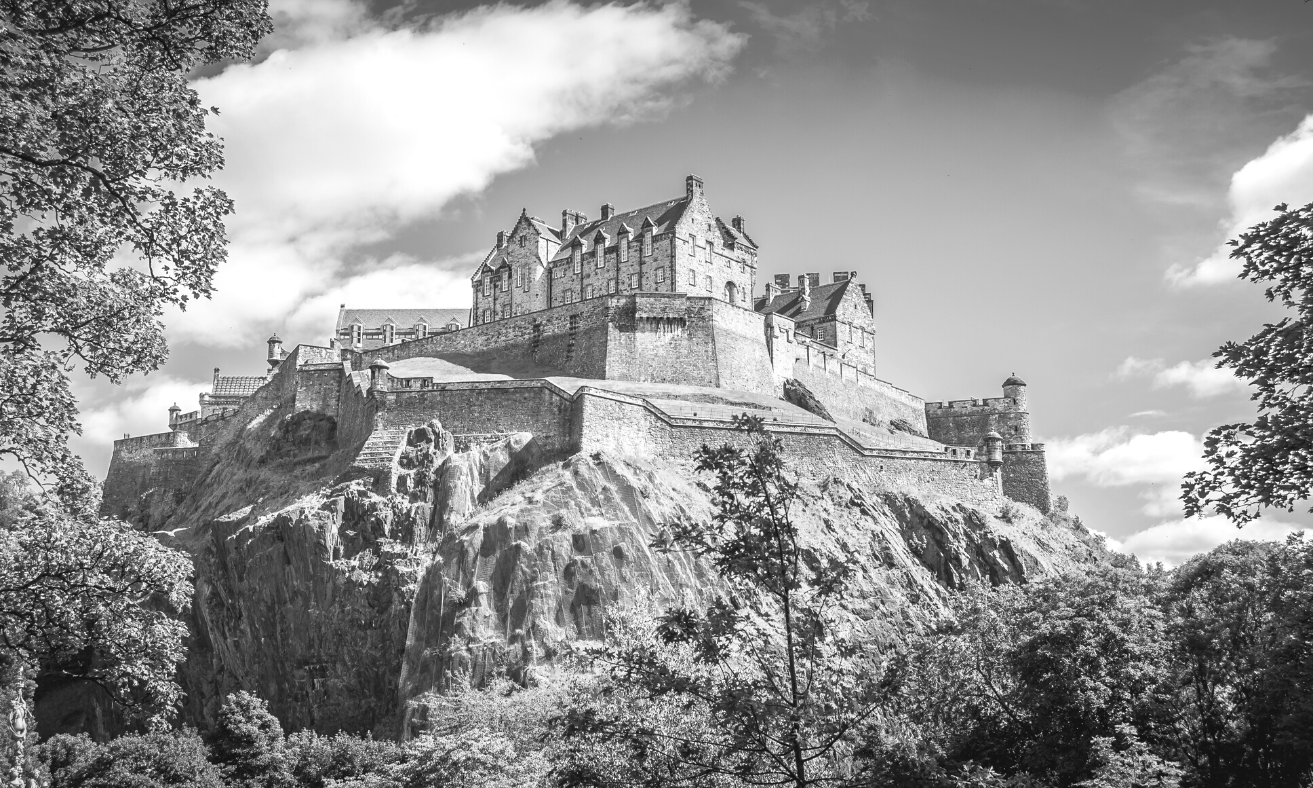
[572, 388, 1003, 509]
[376, 381, 575, 458]
[925, 397, 1031, 448]
[1002, 448, 1052, 513]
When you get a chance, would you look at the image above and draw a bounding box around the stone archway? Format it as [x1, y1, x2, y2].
[724, 280, 739, 305]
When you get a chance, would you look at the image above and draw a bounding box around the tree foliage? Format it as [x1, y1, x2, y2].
[564, 415, 880, 787]
[1, 0, 270, 500]
[0, 494, 191, 717]
[1183, 202, 1313, 524]
[40, 729, 223, 788]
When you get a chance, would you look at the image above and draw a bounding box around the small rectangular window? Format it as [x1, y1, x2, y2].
[585, 284, 594, 299]
[620, 242, 628, 263]
[482, 276, 491, 296]
[608, 280, 617, 294]
[629, 272, 639, 289]
[703, 275, 712, 291]
[501, 273, 509, 292]
[566, 290, 575, 304]
[572, 247, 582, 273]
[642, 233, 652, 258]
[596, 249, 605, 268]
[688, 269, 697, 285]
[655, 267, 666, 283]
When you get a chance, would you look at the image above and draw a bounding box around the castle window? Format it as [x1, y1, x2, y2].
[501, 273, 510, 292]
[585, 284, 594, 299]
[516, 270, 523, 289]
[708, 240, 715, 260]
[596, 249, 605, 268]
[415, 323, 427, 339]
[351, 324, 362, 346]
[518, 236, 525, 247]
[703, 275, 712, 291]
[620, 242, 628, 263]
[447, 321, 460, 332]
[688, 269, 697, 286]
[607, 280, 616, 294]
[501, 304, 509, 319]
[555, 266, 565, 280]
[382, 324, 394, 344]
[629, 272, 639, 289]
[482, 276, 491, 296]
[655, 267, 666, 283]
[566, 290, 575, 304]
[481, 308, 491, 324]
[642, 231, 652, 258]
[572, 245, 582, 273]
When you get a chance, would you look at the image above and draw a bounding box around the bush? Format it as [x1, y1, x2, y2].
[208, 692, 292, 788]
[40, 730, 223, 788]
[286, 730, 402, 788]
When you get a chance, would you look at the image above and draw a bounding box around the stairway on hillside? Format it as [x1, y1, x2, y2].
[353, 427, 410, 471]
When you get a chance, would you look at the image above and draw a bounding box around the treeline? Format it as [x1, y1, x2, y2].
[25, 531, 1313, 788]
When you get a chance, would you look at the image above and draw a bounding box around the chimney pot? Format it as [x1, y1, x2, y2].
[773, 273, 791, 290]
[496, 231, 506, 248]
[601, 203, 614, 220]
[807, 272, 820, 289]
[732, 215, 745, 233]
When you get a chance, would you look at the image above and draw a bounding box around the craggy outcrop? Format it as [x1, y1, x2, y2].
[57, 395, 1107, 741]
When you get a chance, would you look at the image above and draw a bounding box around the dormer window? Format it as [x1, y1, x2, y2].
[382, 323, 394, 345]
[351, 324, 362, 346]
[447, 321, 460, 332]
[416, 322, 428, 339]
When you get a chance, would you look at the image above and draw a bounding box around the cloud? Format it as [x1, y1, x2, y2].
[169, 1, 745, 348]
[738, 0, 870, 58]
[1119, 515, 1302, 568]
[1046, 427, 1205, 488]
[1115, 356, 1248, 399]
[1168, 114, 1313, 286]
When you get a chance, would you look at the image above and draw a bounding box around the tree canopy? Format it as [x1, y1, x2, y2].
[1183, 202, 1313, 524]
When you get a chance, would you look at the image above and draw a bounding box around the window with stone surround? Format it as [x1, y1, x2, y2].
[688, 268, 697, 286]
[655, 267, 665, 283]
[482, 276, 491, 296]
[572, 245, 582, 273]
[585, 284, 594, 299]
[596, 249, 605, 268]
[518, 236, 525, 247]
[501, 304, 509, 319]
[501, 273, 509, 292]
[382, 324, 394, 344]
[608, 280, 616, 294]
[642, 231, 652, 258]
[566, 290, 575, 304]
[703, 275, 712, 291]
[350, 324, 362, 346]
[619, 240, 628, 263]
[629, 272, 639, 289]
[415, 323, 427, 339]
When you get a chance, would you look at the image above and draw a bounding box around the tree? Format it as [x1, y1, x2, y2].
[208, 692, 293, 788]
[0, 0, 271, 731]
[0, 498, 191, 717]
[1183, 202, 1313, 524]
[565, 415, 879, 787]
[39, 729, 224, 788]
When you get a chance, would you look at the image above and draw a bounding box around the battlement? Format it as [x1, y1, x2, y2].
[924, 396, 1020, 412]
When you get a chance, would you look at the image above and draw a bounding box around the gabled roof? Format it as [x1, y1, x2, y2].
[550, 197, 689, 261]
[524, 215, 561, 241]
[754, 280, 852, 324]
[336, 308, 468, 332]
[213, 376, 265, 398]
[717, 217, 758, 251]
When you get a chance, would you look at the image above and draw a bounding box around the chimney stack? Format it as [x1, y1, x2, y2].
[600, 203, 614, 221]
[685, 174, 704, 201]
[561, 210, 579, 236]
[213, 367, 220, 388]
[806, 272, 820, 289]
[832, 271, 850, 283]
[773, 273, 791, 290]
[765, 281, 778, 301]
[732, 215, 746, 234]
[798, 274, 811, 310]
[496, 231, 506, 249]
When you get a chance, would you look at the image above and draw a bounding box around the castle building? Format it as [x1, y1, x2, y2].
[105, 173, 1053, 520]
[470, 175, 758, 324]
[333, 308, 467, 350]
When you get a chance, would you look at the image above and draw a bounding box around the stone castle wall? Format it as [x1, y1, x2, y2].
[924, 397, 1031, 448]
[1002, 446, 1052, 513]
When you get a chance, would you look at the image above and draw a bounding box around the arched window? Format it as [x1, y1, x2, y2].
[724, 281, 738, 305]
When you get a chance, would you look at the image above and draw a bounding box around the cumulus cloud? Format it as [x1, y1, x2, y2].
[1115, 356, 1248, 398]
[1046, 427, 1205, 488]
[1168, 114, 1313, 286]
[1119, 515, 1302, 568]
[169, 1, 745, 348]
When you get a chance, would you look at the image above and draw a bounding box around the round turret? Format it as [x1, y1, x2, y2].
[1002, 372, 1028, 411]
[368, 358, 390, 393]
[168, 402, 181, 427]
[983, 430, 1004, 466]
[267, 333, 284, 372]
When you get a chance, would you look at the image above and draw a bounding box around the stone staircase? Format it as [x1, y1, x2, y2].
[354, 427, 410, 472]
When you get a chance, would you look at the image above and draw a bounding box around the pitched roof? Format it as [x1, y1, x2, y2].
[336, 308, 467, 332]
[550, 198, 689, 261]
[754, 280, 851, 323]
[717, 217, 758, 250]
[525, 215, 561, 241]
[213, 376, 265, 398]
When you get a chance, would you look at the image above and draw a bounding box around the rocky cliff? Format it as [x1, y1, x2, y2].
[57, 397, 1110, 739]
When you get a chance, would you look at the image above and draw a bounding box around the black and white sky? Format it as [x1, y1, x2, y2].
[73, 0, 1313, 565]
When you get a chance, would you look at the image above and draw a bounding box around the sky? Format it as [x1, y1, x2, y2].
[71, 0, 1313, 567]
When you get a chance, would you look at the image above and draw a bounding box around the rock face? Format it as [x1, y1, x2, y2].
[63, 400, 1109, 740]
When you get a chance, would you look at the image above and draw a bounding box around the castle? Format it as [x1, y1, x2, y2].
[103, 175, 1051, 517]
